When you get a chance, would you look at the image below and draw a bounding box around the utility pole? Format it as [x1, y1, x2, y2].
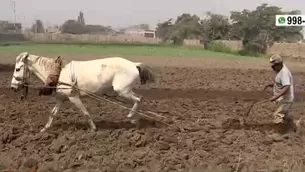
[11, 0, 17, 30]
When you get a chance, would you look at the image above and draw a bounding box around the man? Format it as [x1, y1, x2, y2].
[39, 56, 63, 96]
[264, 54, 297, 131]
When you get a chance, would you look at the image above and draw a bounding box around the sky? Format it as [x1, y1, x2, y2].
[0, 0, 303, 29]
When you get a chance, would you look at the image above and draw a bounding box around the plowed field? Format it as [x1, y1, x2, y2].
[1, 56, 305, 172]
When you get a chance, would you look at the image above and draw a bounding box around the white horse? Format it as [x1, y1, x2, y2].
[10, 52, 155, 132]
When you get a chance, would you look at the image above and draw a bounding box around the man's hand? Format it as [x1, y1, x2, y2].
[263, 83, 274, 91]
[268, 85, 290, 102]
[269, 95, 278, 102]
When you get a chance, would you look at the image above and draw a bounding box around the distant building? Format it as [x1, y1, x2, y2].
[45, 27, 60, 34]
[143, 29, 156, 38]
[0, 20, 22, 33]
[124, 28, 156, 38]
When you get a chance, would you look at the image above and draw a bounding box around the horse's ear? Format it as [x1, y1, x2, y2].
[22, 52, 29, 62]
[55, 56, 61, 62]
[55, 56, 63, 66]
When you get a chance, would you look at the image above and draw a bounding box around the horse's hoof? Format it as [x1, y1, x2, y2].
[91, 127, 97, 132]
[131, 119, 138, 124]
[20, 95, 25, 100]
[40, 128, 46, 133]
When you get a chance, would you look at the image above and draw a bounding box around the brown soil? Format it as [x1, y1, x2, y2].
[1, 56, 305, 172]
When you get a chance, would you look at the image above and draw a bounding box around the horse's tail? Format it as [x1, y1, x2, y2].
[134, 62, 155, 85]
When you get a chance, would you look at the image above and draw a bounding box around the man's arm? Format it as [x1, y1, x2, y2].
[269, 85, 290, 101]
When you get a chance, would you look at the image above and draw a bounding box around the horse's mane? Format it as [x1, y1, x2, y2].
[28, 54, 57, 71]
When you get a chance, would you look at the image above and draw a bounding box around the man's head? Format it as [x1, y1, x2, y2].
[269, 54, 283, 72]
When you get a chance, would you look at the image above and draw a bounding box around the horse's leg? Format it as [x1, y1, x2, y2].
[68, 96, 97, 131]
[40, 99, 63, 132]
[127, 91, 141, 123]
[112, 73, 142, 124]
[114, 88, 141, 124]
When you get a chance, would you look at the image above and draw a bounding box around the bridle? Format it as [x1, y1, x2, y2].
[13, 54, 30, 100]
[13, 67, 29, 84]
[12, 54, 72, 100]
[13, 53, 30, 83]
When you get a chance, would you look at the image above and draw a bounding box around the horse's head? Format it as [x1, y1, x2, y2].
[10, 52, 30, 92]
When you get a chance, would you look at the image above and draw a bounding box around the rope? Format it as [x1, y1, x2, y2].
[244, 100, 268, 117]
[239, 100, 269, 126]
[22, 82, 172, 127]
[74, 88, 171, 127]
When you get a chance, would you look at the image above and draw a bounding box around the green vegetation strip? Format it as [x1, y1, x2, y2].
[0, 43, 251, 59]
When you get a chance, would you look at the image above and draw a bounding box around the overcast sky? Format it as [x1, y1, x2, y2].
[0, 0, 303, 29]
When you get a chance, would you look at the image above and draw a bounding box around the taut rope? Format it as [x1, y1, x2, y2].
[21, 82, 171, 127]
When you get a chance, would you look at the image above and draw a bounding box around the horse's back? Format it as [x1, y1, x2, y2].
[79, 57, 139, 75]
[59, 57, 139, 94]
[86, 57, 135, 66]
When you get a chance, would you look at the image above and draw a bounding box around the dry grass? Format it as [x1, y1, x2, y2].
[209, 40, 305, 59]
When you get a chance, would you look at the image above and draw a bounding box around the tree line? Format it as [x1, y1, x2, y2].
[155, 3, 303, 55]
[31, 11, 114, 35]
